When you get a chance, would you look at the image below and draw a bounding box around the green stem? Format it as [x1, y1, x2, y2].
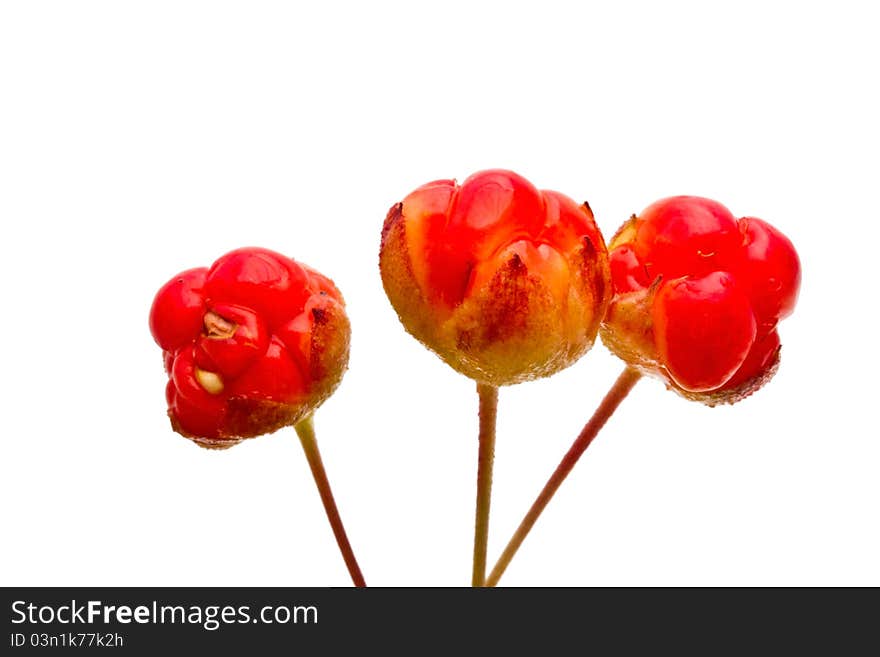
[486, 366, 642, 587]
[295, 415, 366, 587]
[472, 383, 499, 587]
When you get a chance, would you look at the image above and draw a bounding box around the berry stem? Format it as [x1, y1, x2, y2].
[486, 366, 642, 586]
[472, 383, 499, 587]
[294, 415, 366, 587]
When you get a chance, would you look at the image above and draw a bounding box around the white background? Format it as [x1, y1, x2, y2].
[1, 1, 877, 587]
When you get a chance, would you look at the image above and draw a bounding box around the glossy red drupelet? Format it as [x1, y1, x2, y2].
[380, 169, 611, 386]
[601, 196, 800, 405]
[149, 247, 350, 448]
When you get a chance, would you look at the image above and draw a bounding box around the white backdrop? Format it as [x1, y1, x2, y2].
[1, 1, 877, 587]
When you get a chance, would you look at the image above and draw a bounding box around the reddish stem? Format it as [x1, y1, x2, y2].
[486, 366, 642, 586]
[472, 383, 499, 587]
[295, 415, 366, 587]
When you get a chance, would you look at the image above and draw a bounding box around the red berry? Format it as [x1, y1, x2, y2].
[380, 169, 611, 386]
[609, 244, 649, 293]
[150, 248, 350, 447]
[149, 268, 208, 351]
[224, 336, 307, 403]
[169, 346, 226, 437]
[205, 247, 311, 329]
[634, 196, 741, 280]
[601, 196, 800, 404]
[413, 171, 547, 310]
[195, 303, 270, 379]
[653, 272, 757, 392]
[539, 190, 603, 254]
[736, 217, 801, 330]
[722, 329, 781, 392]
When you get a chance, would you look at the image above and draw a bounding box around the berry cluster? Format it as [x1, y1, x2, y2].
[148, 171, 802, 587]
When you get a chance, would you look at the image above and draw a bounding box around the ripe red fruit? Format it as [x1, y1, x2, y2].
[379, 169, 611, 386]
[736, 217, 801, 331]
[652, 272, 757, 392]
[601, 196, 800, 405]
[149, 247, 350, 448]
